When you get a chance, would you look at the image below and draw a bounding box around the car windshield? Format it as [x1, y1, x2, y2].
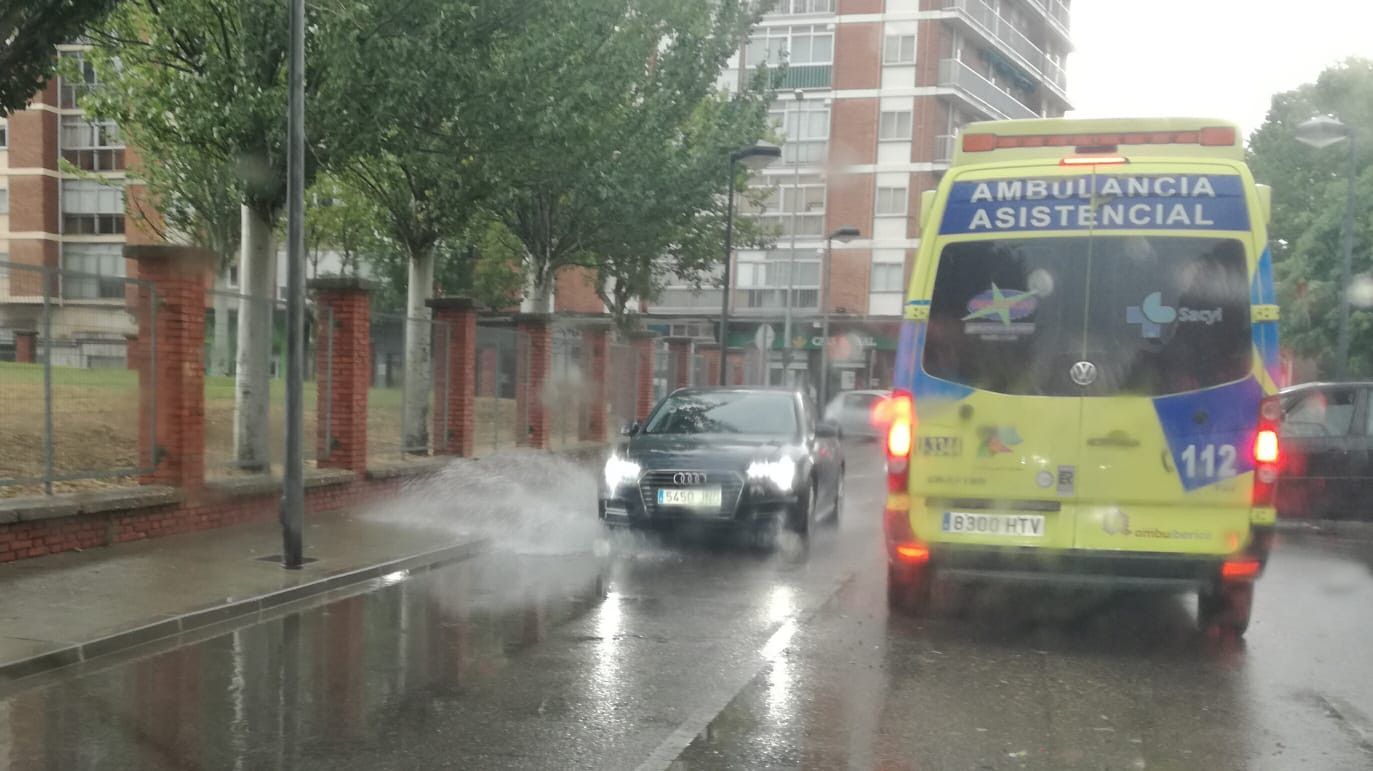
[643, 391, 798, 436]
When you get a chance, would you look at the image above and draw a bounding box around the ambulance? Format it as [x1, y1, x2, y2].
[884, 118, 1281, 635]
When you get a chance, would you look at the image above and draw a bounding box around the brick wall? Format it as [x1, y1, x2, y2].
[830, 98, 878, 168]
[838, 0, 884, 14]
[834, 23, 881, 90]
[554, 267, 604, 314]
[0, 477, 407, 563]
[8, 175, 58, 234]
[829, 249, 871, 315]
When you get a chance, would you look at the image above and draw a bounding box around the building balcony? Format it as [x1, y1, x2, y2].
[652, 287, 724, 314]
[937, 58, 1038, 120]
[1046, 0, 1071, 37]
[1042, 57, 1069, 101]
[934, 134, 956, 165]
[769, 64, 832, 91]
[733, 288, 820, 314]
[942, 0, 1045, 81]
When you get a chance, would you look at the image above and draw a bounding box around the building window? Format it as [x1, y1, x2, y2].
[879, 110, 913, 141]
[59, 51, 99, 109]
[749, 174, 826, 237]
[772, 0, 835, 12]
[876, 186, 908, 216]
[883, 34, 916, 65]
[871, 263, 905, 292]
[62, 243, 126, 299]
[0, 189, 8, 214]
[0, 124, 7, 148]
[735, 250, 821, 311]
[61, 116, 125, 171]
[747, 25, 834, 67]
[769, 103, 830, 164]
[62, 179, 125, 235]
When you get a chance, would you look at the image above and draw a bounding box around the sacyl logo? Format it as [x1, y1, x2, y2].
[1126, 291, 1222, 339]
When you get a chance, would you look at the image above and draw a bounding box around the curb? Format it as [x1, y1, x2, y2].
[0, 537, 489, 685]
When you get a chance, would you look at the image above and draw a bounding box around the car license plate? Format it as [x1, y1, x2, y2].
[657, 487, 723, 509]
[941, 512, 1045, 537]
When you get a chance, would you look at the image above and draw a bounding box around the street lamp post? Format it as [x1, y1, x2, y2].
[720, 142, 782, 386]
[818, 226, 860, 409]
[780, 89, 805, 385]
[1296, 115, 1358, 380]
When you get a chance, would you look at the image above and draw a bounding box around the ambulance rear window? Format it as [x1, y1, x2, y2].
[924, 236, 1251, 397]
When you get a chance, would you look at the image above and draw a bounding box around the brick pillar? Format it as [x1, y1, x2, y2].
[627, 330, 657, 422]
[515, 314, 553, 449]
[727, 347, 746, 386]
[427, 297, 477, 457]
[580, 322, 612, 441]
[124, 333, 140, 370]
[309, 277, 373, 474]
[666, 336, 693, 389]
[697, 343, 721, 386]
[13, 330, 36, 363]
[128, 245, 214, 489]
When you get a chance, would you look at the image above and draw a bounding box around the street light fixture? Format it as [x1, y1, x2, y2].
[818, 226, 860, 408]
[1296, 114, 1357, 380]
[720, 141, 782, 386]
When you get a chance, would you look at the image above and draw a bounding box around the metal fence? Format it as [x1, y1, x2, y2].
[473, 324, 521, 454]
[203, 290, 328, 477]
[546, 324, 585, 450]
[368, 311, 454, 460]
[608, 338, 640, 433]
[0, 260, 157, 496]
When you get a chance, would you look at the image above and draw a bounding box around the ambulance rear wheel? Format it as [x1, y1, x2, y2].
[1199, 583, 1253, 636]
[887, 563, 931, 615]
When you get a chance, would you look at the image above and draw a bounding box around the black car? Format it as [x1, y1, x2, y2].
[599, 387, 844, 543]
[1277, 381, 1373, 520]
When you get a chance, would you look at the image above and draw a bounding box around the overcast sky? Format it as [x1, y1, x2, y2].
[1066, 0, 1373, 139]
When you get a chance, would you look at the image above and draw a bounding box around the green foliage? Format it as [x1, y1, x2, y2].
[482, 0, 773, 318]
[0, 0, 117, 115]
[1248, 58, 1373, 377]
[83, 0, 346, 220]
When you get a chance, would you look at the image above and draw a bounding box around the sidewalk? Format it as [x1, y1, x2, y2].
[0, 511, 486, 683]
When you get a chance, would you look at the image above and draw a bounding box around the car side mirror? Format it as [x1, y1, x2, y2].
[620, 422, 640, 436]
[816, 422, 841, 440]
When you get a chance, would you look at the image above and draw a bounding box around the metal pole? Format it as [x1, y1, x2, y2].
[819, 237, 833, 409]
[719, 156, 737, 386]
[781, 91, 803, 385]
[1335, 132, 1356, 380]
[41, 268, 53, 495]
[281, 0, 306, 569]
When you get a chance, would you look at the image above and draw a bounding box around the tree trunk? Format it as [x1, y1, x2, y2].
[520, 263, 555, 314]
[402, 246, 435, 454]
[234, 205, 276, 471]
[210, 262, 234, 377]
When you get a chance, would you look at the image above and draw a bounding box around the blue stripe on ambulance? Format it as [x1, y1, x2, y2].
[895, 321, 974, 403]
[1249, 246, 1281, 386]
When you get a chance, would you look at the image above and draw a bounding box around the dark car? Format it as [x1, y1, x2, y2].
[599, 387, 844, 544]
[1277, 382, 1373, 520]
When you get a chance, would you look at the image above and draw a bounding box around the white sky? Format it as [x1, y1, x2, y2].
[1066, 0, 1373, 138]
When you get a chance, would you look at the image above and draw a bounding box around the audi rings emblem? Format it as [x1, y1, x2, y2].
[1070, 360, 1098, 387]
[672, 471, 707, 485]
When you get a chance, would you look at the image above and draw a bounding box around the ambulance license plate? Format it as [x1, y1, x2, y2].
[942, 512, 1045, 537]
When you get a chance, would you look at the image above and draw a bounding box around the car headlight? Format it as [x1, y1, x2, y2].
[604, 455, 641, 490]
[747, 458, 796, 491]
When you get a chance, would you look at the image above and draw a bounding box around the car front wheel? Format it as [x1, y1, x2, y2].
[789, 478, 817, 539]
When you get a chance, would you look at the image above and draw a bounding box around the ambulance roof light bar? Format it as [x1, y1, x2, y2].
[962, 126, 1237, 153]
[1060, 156, 1129, 166]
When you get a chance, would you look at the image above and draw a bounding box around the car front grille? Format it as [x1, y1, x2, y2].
[639, 469, 745, 518]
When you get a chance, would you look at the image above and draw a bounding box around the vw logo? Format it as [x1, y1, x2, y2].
[672, 471, 707, 486]
[1070, 361, 1098, 387]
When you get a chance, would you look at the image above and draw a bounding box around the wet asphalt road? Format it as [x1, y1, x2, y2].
[2, 447, 1373, 769]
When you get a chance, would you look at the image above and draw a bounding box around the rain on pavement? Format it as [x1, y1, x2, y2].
[0, 445, 1371, 770]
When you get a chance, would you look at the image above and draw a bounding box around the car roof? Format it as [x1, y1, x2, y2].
[1280, 381, 1373, 397]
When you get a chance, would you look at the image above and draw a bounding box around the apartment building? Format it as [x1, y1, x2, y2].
[646, 0, 1073, 390]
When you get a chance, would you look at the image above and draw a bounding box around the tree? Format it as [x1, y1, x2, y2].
[484, 0, 772, 317]
[1248, 58, 1373, 377]
[85, 0, 346, 469]
[0, 0, 118, 115]
[310, 0, 531, 450]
